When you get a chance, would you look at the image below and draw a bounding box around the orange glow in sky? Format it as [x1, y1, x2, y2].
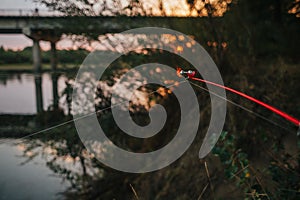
[141, 0, 231, 17]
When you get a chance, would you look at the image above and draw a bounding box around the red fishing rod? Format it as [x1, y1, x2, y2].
[177, 68, 300, 134]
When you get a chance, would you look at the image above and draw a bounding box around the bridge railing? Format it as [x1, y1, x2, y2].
[0, 9, 64, 17]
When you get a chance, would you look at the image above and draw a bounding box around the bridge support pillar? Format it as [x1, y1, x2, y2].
[23, 27, 62, 113]
[50, 42, 57, 71]
[50, 42, 59, 109]
[33, 39, 42, 73]
[32, 39, 44, 113]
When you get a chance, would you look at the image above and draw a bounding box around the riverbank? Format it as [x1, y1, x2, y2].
[0, 111, 68, 138]
[0, 114, 36, 137]
[0, 63, 79, 73]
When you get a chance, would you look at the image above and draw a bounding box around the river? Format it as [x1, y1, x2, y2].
[0, 140, 70, 200]
[0, 73, 68, 114]
[0, 72, 72, 199]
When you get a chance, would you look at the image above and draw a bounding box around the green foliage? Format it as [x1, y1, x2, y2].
[0, 46, 89, 65]
[269, 163, 300, 199]
[0, 46, 32, 64]
[213, 131, 300, 199]
[267, 139, 300, 199]
[212, 132, 250, 184]
[56, 48, 89, 64]
[213, 132, 268, 199]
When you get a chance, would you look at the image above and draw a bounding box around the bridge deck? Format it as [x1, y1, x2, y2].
[0, 15, 205, 35]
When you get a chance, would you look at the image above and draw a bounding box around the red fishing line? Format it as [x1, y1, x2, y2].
[177, 68, 300, 127]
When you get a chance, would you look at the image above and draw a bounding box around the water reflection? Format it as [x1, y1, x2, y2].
[0, 51, 195, 199]
[0, 71, 74, 198]
[0, 73, 67, 114]
[52, 72, 59, 109]
[34, 74, 44, 113]
[0, 139, 70, 199]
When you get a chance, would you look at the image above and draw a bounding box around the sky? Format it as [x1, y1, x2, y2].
[0, 0, 69, 50]
[0, 0, 44, 9]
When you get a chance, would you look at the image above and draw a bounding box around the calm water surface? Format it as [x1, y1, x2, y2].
[0, 72, 71, 199]
[0, 140, 70, 200]
[0, 73, 67, 114]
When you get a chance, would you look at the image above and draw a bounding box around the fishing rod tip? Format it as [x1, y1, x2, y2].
[176, 67, 183, 77]
[176, 67, 195, 78]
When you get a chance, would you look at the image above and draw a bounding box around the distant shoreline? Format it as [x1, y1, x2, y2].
[0, 63, 79, 73]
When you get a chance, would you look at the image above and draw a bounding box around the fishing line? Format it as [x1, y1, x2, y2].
[188, 81, 295, 134]
[0, 79, 189, 145]
[0, 103, 113, 145]
[1, 68, 298, 146]
[189, 76, 300, 127]
[178, 68, 299, 130]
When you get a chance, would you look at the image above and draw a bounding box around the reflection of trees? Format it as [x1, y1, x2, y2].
[19, 124, 93, 187]
[17, 50, 186, 198]
[0, 73, 21, 86]
[61, 79, 74, 116]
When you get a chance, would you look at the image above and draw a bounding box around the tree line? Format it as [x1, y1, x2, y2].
[0, 46, 89, 65]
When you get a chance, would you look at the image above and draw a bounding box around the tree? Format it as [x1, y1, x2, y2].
[34, 0, 232, 16]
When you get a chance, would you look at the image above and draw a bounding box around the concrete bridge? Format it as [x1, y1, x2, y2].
[0, 10, 201, 73]
[0, 9, 202, 113]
